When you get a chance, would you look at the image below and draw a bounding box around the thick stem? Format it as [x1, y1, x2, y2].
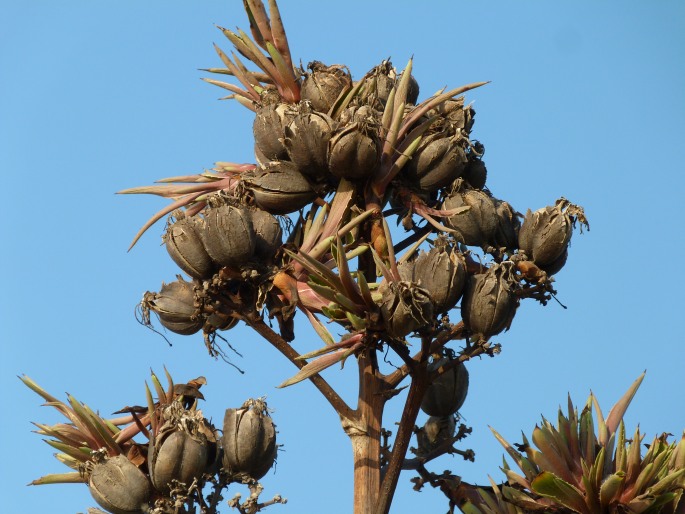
[346, 351, 385, 514]
[374, 363, 429, 514]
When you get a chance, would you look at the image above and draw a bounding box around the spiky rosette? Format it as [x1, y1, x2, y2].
[465, 374, 685, 514]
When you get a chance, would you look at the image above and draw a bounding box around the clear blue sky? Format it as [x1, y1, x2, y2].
[2, 2, 684, 513]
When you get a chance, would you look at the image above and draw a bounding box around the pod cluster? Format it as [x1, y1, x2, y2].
[87, 396, 277, 514]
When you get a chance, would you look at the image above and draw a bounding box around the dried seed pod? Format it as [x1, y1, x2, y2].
[201, 203, 256, 268]
[150, 430, 210, 495]
[493, 200, 521, 253]
[417, 415, 456, 455]
[442, 182, 499, 247]
[403, 133, 468, 192]
[163, 216, 215, 279]
[518, 199, 587, 272]
[88, 455, 151, 514]
[248, 207, 282, 261]
[421, 357, 469, 417]
[300, 61, 352, 113]
[461, 262, 519, 342]
[222, 399, 277, 480]
[143, 277, 203, 335]
[328, 106, 381, 180]
[399, 240, 467, 314]
[284, 106, 335, 180]
[242, 161, 317, 214]
[463, 157, 487, 190]
[377, 280, 434, 338]
[253, 102, 290, 161]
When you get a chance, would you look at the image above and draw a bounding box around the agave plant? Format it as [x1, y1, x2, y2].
[462, 373, 685, 514]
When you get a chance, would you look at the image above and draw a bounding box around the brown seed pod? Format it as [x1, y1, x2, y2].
[88, 455, 151, 514]
[283, 106, 335, 180]
[143, 277, 204, 335]
[300, 61, 352, 113]
[399, 240, 467, 314]
[201, 203, 256, 268]
[377, 280, 434, 338]
[518, 199, 587, 272]
[493, 200, 521, 253]
[241, 161, 317, 214]
[222, 399, 277, 480]
[253, 102, 291, 161]
[442, 182, 499, 247]
[463, 157, 487, 190]
[248, 207, 283, 261]
[150, 430, 210, 495]
[328, 106, 381, 180]
[461, 262, 519, 342]
[359, 62, 419, 108]
[163, 216, 215, 279]
[421, 357, 469, 417]
[417, 415, 457, 456]
[403, 132, 467, 192]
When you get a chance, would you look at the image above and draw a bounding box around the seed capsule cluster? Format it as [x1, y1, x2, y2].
[127, 0, 588, 403]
